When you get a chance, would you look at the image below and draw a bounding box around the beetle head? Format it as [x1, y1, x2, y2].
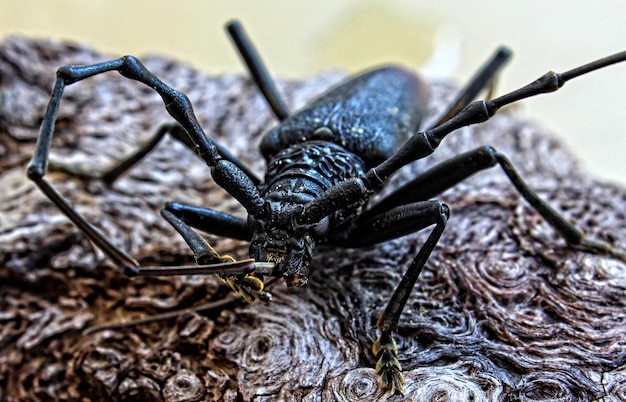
[248, 200, 326, 286]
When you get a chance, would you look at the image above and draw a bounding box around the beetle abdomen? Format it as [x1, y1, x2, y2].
[260, 66, 428, 168]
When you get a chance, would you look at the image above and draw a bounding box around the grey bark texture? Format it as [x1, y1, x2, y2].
[0, 37, 625, 401]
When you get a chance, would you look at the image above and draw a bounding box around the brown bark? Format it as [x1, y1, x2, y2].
[0, 37, 625, 401]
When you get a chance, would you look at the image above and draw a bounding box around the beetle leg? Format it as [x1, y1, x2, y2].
[160, 206, 272, 303]
[362, 201, 449, 395]
[430, 46, 511, 128]
[366, 146, 502, 214]
[48, 122, 261, 185]
[326, 201, 447, 249]
[226, 20, 291, 121]
[326, 200, 448, 394]
[99, 122, 260, 185]
[163, 201, 252, 241]
[367, 146, 626, 262]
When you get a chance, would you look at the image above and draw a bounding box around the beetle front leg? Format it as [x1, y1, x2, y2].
[121, 207, 262, 280]
[158, 203, 272, 303]
[374, 202, 448, 395]
[329, 200, 449, 394]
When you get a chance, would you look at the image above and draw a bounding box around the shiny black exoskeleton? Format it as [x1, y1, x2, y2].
[27, 20, 626, 395]
[250, 66, 427, 286]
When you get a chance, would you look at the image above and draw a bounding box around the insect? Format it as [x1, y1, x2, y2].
[26, 20, 626, 395]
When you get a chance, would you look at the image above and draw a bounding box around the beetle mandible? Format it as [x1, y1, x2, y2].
[26, 20, 626, 395]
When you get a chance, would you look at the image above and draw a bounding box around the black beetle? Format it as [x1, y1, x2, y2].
[26, 20, 626, 394]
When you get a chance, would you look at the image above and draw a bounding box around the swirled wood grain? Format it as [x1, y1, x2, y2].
[0, 37, 625, 401]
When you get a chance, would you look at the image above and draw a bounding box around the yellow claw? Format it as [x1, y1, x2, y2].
[373, 335, 405, 395]
[221, 274, 272, 303]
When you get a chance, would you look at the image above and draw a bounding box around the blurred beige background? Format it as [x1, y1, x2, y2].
[1, 0, 625, 185]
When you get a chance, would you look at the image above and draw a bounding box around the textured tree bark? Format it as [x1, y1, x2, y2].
[0, 37, 625, 401]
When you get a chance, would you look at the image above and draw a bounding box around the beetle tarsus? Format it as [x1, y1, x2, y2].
[221, 274, 272, 304]
[577, 238, 626, 263]
[373, 334, 405, 395]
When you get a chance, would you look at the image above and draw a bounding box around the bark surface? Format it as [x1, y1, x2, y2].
[1, 37, 625, 401]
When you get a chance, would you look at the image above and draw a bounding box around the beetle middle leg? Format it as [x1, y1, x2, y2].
[49, 122, 261, 186]
[368, 145, 626, 261]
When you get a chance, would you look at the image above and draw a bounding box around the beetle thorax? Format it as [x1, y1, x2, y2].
[249, 141, 367, 286]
